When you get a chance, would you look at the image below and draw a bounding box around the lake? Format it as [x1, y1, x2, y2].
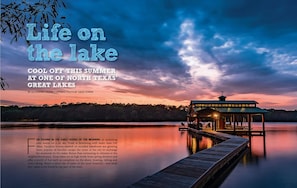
[1, 122, 296, 188]
[1, 122, 219, 188]
[220, 122, 297, 188]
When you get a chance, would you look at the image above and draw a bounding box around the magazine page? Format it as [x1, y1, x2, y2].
[1, 1, 297, 188]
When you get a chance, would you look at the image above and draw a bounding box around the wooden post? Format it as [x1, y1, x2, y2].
[212, 121, 214, 131]
[233, 114, 236, 133]
[262, 113, 265, 136]
[263, 133, 267, 158]
[217, 118, 219, 130]
[233, 114, 235, 126]
[248, 114, 251, 136]
[196, 117, 199, 130]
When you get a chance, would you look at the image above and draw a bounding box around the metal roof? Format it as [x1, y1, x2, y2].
[191, 100, 258, 104]
[193, 107, 267, 114]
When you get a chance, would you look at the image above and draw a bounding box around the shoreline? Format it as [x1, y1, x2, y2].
[0, 121, 181, 129]
[1, 121, 296, 129]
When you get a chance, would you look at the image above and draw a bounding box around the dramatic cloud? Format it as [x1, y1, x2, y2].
[1, 0, 296, 109]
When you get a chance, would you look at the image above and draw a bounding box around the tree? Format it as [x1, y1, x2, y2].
[1, 0, 67, 43]
[1, 0, 67, 90]
[1, 77, 9, 90]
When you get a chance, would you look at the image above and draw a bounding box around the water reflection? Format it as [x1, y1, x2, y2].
[1, 125, 219, 188]
[186, 131, 221, 154]
[220, 123, 297, 188]
[241, 135, 267, 166]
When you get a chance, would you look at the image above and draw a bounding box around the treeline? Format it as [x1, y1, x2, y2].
[261, 109, 297, 122]
[0, 103, 187, 122]
[1, 104, 297, 122]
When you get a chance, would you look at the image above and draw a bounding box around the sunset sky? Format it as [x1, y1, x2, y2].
[1, 0, 297, 110]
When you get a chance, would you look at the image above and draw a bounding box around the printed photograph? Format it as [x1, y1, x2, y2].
[1, 0, 297, 187]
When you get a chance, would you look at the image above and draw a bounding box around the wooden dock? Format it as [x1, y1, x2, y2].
[178, 126, 188, 131]
[217, 129, 265, 136]
[129, 128, 248, 188]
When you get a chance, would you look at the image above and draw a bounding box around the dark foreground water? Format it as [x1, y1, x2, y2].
[220, 122, 297, 188]
[1, 122, 219, 188]
[1, 122, 296, 188]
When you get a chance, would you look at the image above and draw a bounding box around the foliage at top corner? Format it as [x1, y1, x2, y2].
[1, 0, 67, 44]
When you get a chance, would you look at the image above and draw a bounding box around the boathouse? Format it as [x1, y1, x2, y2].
[187, 95, 267, 135]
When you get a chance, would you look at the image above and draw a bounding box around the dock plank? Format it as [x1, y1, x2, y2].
[130, 172, 197, 188]
[129, 128, 248, 188]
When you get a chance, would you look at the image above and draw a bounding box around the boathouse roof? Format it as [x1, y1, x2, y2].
[190, 96, 267, 114]
[190, 100, 258, 104]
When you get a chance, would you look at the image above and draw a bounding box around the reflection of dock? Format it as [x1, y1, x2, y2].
[131, 96, 266, 187]
[130, 129, 248, 188]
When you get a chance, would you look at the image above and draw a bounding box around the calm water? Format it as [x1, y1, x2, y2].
[220, 122, 297, 188]
[1, 122, 296, 188]
[1, 123, 218, 188]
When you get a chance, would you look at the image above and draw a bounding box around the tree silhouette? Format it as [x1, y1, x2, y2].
[1, 0, 67, 43]
[1, 77, 9, 90]
[0, 103, 188, 122]
[1, 0, 67, 90]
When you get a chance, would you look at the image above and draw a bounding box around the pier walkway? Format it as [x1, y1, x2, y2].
[129, 128, 248, 188]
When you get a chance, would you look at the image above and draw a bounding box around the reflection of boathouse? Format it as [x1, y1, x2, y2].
[187, 95, 267, 135]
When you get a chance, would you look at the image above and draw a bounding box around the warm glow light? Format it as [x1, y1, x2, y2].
[192, 138, 197, 153]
